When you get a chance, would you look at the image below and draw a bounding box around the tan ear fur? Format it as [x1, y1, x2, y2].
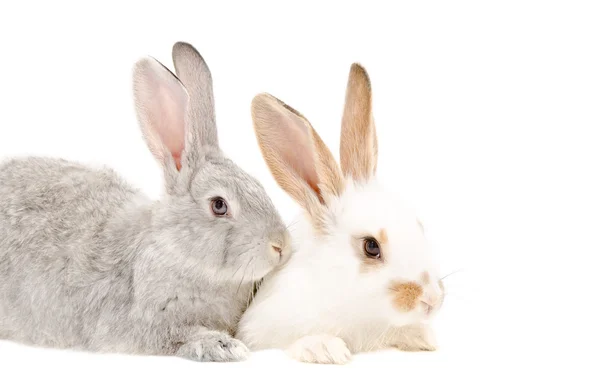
[310, 126, 345, 202]
[340, 63, 378, 183]
[251, 93, 344, 232]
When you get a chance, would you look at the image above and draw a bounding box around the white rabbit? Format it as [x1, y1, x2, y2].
[236, 63, 445, 364]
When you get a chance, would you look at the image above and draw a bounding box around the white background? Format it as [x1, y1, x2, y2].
[0, 1, 599, 389]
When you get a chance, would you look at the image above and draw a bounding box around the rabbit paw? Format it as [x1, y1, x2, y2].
[287, 335, 352, 364]
[391, 324, 438, 352]
[177, 331, 250, 362]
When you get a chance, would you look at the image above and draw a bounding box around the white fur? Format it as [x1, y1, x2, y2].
[236, 179, 443, 362]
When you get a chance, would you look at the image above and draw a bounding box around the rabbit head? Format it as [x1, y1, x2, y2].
[237, 64, 444, 352]
[131, 42, 291, 283]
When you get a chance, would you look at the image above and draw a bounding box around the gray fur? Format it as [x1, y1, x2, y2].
[0, 42, 290, 362]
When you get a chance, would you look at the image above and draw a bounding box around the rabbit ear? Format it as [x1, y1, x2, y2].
[340, 63, 378, 183]
[171, 42, 219, 154]
[251, 93, 344, 230]
[133, 57, 189, 173]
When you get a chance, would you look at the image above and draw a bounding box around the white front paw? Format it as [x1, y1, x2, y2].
[287, 335, 352, 364]
[393, 324, 438, 352]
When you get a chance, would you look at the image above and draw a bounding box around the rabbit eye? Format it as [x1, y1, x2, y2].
[363, 238, 381, 259]
[211, 197, 228, 216]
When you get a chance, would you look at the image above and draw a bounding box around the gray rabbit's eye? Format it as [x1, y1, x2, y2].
[211, 197, 228, 216]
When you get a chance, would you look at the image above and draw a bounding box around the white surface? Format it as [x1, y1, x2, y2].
[0, 1, 598, 389]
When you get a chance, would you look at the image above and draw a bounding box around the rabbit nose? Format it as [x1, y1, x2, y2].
[420, 291, 444, 315]
[420, 297, 435, 314]
[269, 229, 291, 265]
[271, 244, 282, 256]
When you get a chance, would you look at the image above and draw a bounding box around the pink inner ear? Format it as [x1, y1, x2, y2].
[274, 112, 320, 194]
[135, 59, 188, 171]
[173, 153, 182, 171]
[153, 84, 186, 170]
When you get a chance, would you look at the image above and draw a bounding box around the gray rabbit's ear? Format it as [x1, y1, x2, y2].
[132, 57, 189, 175]
[172, 41, 219, 154]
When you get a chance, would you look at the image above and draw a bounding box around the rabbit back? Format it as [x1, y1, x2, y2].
[0, 156, 146, 348]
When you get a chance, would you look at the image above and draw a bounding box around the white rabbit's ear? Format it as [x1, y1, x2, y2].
[340, 63, 378, 183]
[133, 57, 189, 173]
[172, 42, 218, 152]
[251, 93, 344, 231]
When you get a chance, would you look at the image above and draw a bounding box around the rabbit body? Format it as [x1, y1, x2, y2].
[236, 64, 444, 364]
[0, 157, 249, 355]
[0, 42, 290, 362]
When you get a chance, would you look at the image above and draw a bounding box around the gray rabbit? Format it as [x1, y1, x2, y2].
[0, 42, 291, 362]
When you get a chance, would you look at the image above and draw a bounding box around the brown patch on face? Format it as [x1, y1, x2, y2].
[377, 228, 388, 245]
[389, 281, 423, 312]
[421, 271, 430, 285]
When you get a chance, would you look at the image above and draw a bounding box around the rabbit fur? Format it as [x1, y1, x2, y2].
[236, 64, 445, 364]
[0, 42, 291, 362]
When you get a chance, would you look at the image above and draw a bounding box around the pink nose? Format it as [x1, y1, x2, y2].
[271, 245, 282, 255]
[420, 291, 443, 314]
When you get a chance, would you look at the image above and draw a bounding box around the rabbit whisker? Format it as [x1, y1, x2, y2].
[236, 257, 252, 296]
[246, 268, 256, 307]
[441, 268, 464, 281]
[285, 220, 298, 230]
[230, 261, 245, 280]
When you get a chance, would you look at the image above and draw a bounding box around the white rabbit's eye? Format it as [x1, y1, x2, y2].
[211, 197, 228, 216]
[363, 238, 381, 259]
